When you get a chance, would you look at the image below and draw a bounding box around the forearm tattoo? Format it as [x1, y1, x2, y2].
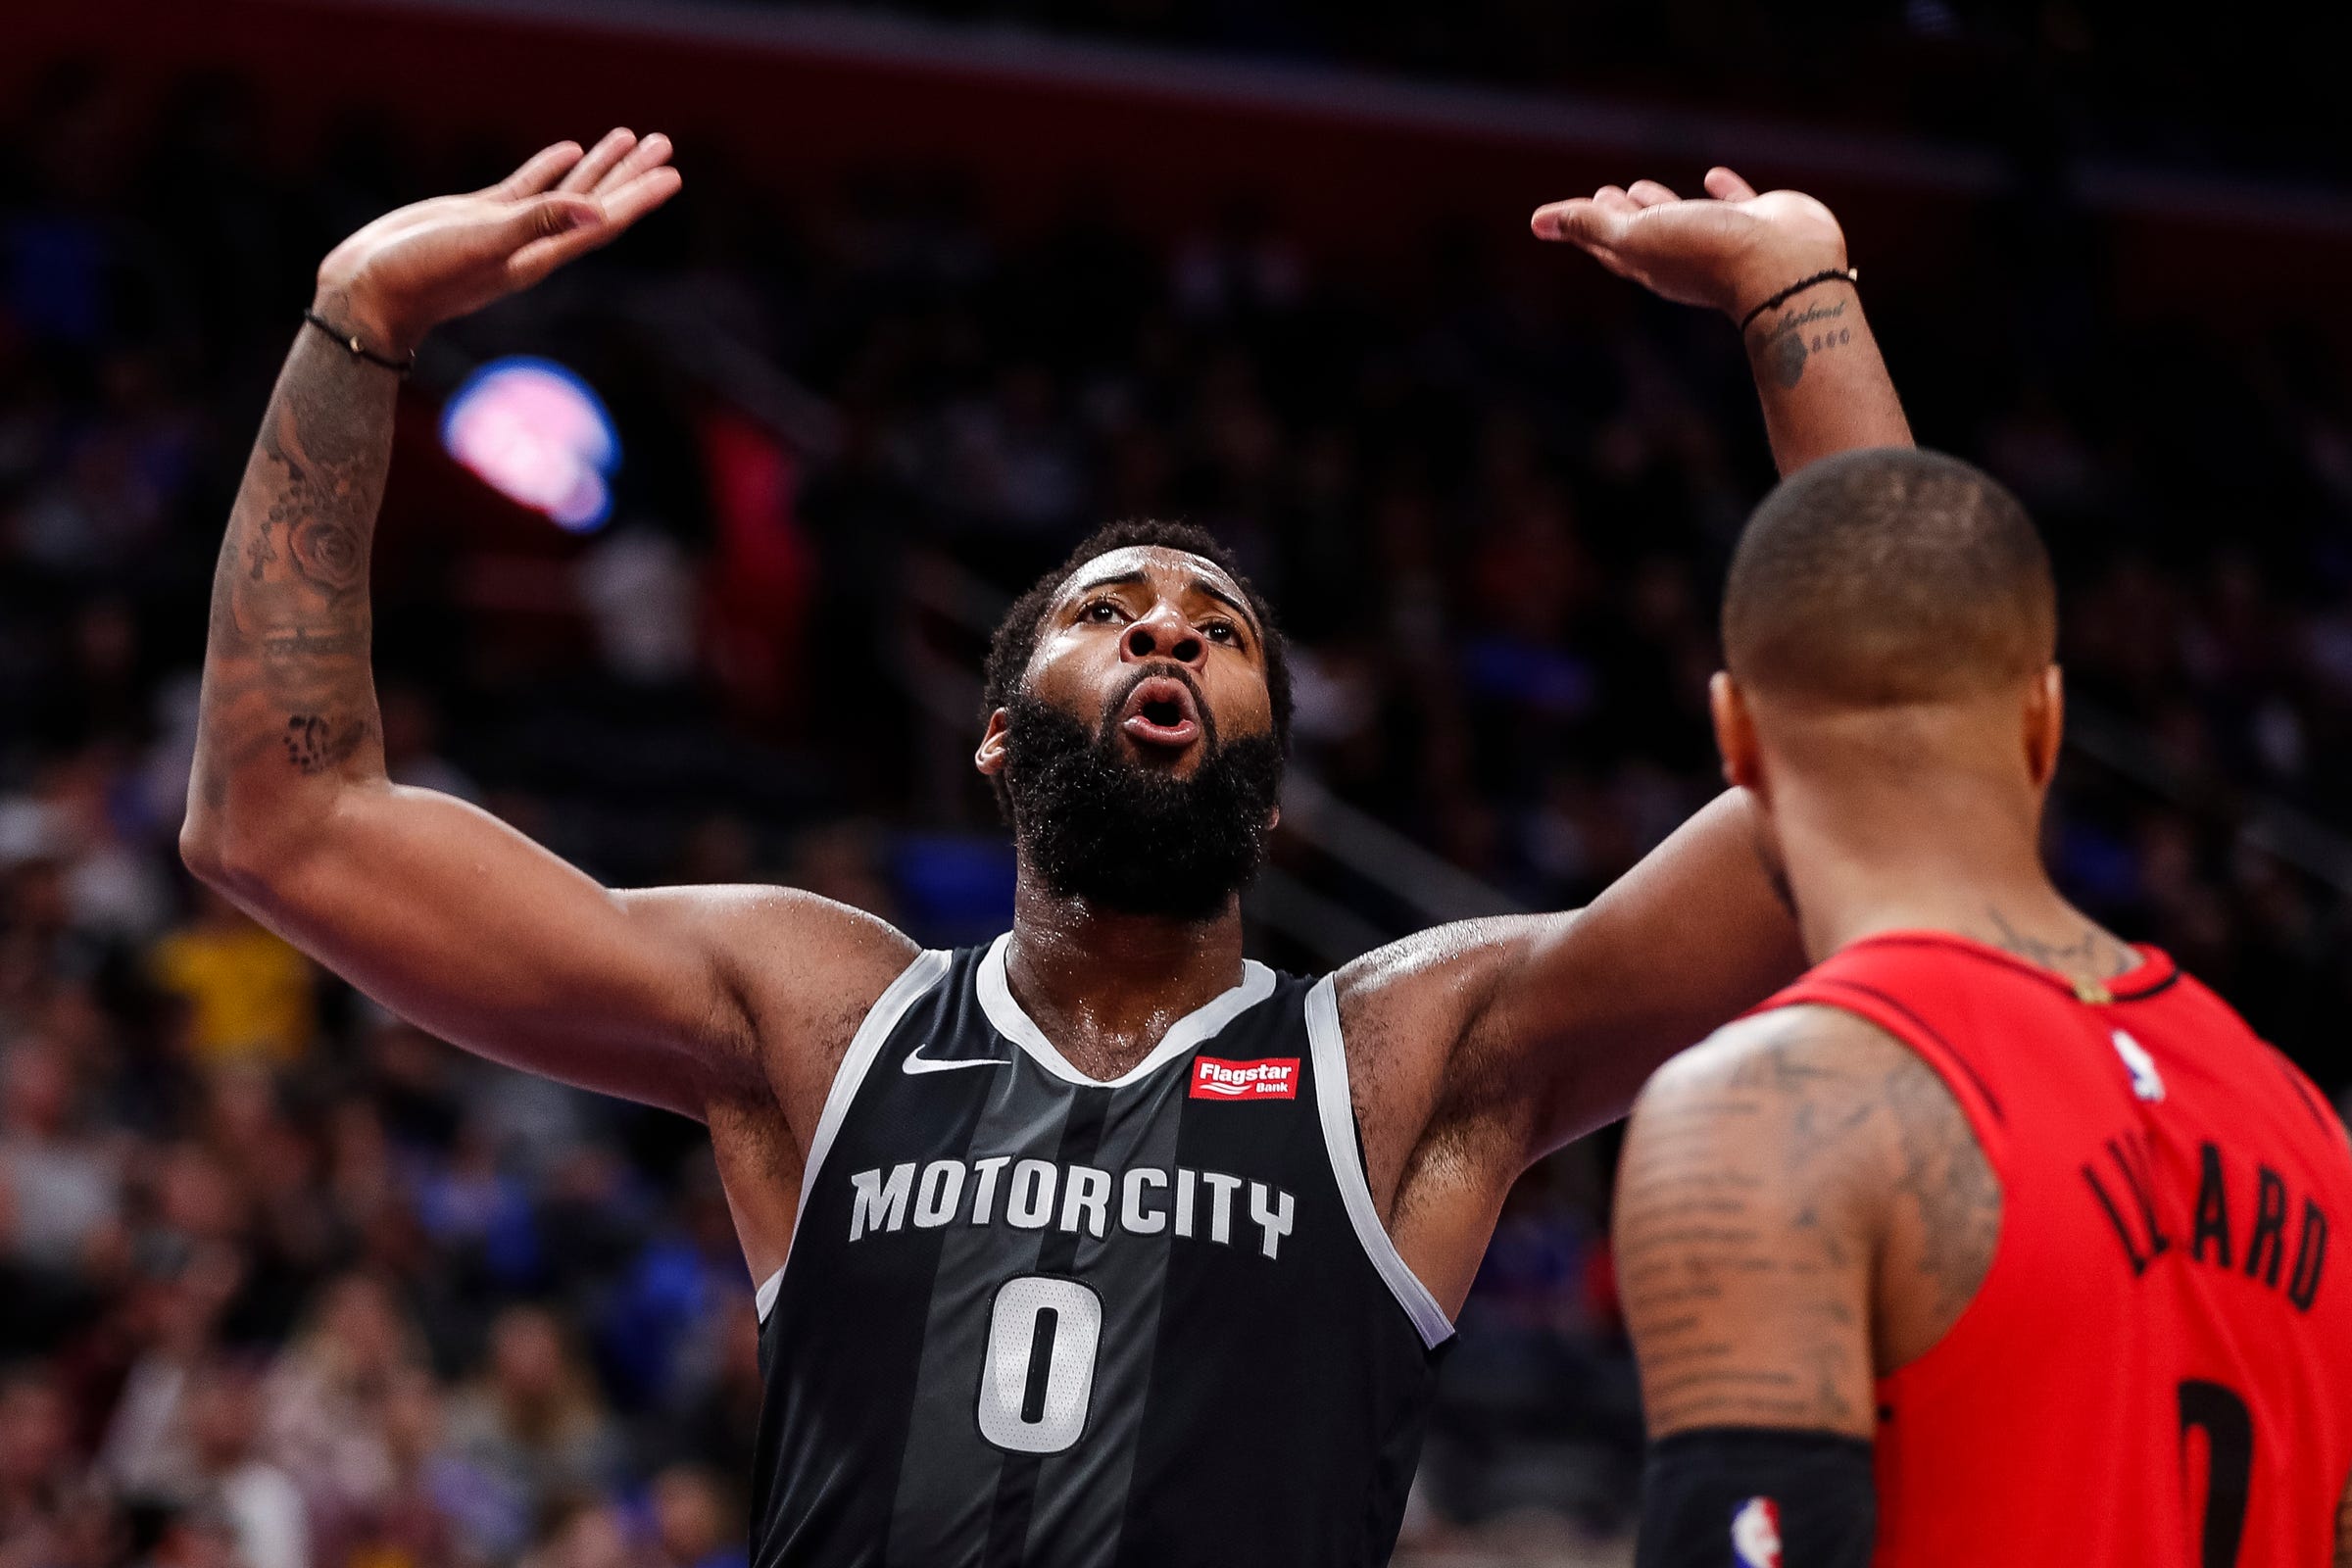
[195, 325, 396, 806]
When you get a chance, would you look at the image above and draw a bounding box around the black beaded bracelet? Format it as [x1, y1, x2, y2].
[1739, 267, 1860, 335]
[302, 309, 416, 376]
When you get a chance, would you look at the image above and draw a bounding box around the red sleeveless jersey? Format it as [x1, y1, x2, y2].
[1758, 931, 2352, 1567]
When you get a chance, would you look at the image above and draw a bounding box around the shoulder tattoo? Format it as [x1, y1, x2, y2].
[1614, 1006, 1999, 1437]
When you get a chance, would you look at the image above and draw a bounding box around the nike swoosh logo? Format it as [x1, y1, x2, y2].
[902, 1043, 1012, 1076]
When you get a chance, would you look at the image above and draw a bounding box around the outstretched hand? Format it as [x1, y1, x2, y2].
[315, 129, 682, 357]
[1530, 167, 1844, 319]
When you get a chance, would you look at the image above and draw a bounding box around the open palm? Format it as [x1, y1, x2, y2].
[1531, 167, 1845, 318]
[317, 130, 682, 354]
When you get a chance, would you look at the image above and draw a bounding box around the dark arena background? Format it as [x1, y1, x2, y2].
[1, 2, 2349, 1564]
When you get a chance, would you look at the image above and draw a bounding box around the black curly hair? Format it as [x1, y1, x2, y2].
[980, 519, 1294, 802]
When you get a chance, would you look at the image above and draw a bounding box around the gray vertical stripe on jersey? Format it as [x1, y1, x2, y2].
[884, 1066, 1076, 1568]
[1017, 1072, 1188, 1564]
[980, 1090, 1107, 1568]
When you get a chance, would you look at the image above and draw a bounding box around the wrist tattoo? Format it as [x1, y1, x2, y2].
[1751, 299, 1852, 389]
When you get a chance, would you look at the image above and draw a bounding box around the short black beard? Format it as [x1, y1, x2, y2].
[1002, 685, 1283, 921]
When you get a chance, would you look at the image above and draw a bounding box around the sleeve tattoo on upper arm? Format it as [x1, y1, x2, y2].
[1614, 1030, 1871, 1433]
[1613, 1009, 1998, 1438]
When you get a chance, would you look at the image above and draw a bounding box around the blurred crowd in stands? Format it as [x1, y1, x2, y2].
[1, 48, 2349, 1568]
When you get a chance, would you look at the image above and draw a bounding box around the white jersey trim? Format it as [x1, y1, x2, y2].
[975, 931, 1276, 1088]
[757, 946, 954, 1324]
[1304, 975, 1454, 1349]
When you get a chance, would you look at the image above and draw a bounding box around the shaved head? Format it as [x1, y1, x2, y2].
[1723, 449, 2055, 706]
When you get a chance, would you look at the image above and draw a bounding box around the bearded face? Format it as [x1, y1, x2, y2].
[982, 543, 1286, 919]
[1001, 668, 1283, 920]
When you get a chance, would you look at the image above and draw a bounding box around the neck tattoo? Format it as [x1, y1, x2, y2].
[1984, 906, 2130, 980]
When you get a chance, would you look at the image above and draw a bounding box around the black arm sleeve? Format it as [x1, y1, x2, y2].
[1636, 1427, 1876, 1568]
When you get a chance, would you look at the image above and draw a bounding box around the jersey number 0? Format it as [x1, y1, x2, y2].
[979, 1276, 1104, 1453]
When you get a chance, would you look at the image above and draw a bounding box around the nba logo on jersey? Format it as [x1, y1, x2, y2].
[1189, 1056, 1299, 1100]
[2110, 1028, 2165, 1102]
[1730, 1495, 1782, 1567]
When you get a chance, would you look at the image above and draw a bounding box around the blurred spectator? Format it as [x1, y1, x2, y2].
[520, 1500, 646, 1568]
[442, 1307, 626, 1559]
[0, 1033, 119, 1272]
[148, 891, 316, 1068]
[646, 1465, 743, 1568]
[94, 1247, 243, 1496]
[262, 1274, 429, 1546]
[307, 1367, 470, 1568]
[0, 1368, 91, 1559]
[179, 1360, 306, 1568]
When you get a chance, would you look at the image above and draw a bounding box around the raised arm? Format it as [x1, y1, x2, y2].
[1613, 1005, 1995, 1566]
[1335, 172, 1917, 1302]
[182, 133, 913, 1121]
[1533, 166, 1912, 471]
[1372, 171, 1913, 1131]
[1496, 170, 1913, 1142]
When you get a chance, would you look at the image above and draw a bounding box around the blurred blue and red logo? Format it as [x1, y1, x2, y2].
[441, 356, 620, 531]
[1731, 1495, 1782, 1568]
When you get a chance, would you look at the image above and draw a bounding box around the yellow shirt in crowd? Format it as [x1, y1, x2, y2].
[149, 917, 318, 1065]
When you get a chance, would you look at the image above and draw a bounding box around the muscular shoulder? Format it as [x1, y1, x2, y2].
[1618, 1004, 2000, 1424]
[1647, 1008, 2003, 1312]
[1630, 1003, 1903, 1144]
[616, 884, 920, 1106]
[1621, 1005, 1909, 1280]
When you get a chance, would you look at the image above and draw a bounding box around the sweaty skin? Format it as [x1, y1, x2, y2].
[183, 144, 1910, 1311]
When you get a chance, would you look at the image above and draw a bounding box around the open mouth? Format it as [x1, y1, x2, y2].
[1117, 675, 1204, 752]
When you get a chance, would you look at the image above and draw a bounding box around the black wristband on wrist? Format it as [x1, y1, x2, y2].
[1636, 1427, 1876, 1568]
[302, 310, 416, 376]
[1739, 267, 1860, 335]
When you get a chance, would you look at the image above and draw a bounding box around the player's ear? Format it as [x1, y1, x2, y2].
[2023, 664, 2064, 788]
[975, 710, 1010, 777]
[1709, 671, 1764, 794]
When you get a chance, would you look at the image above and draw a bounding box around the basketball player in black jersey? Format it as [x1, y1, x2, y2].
[183, 131, 1912, 1566]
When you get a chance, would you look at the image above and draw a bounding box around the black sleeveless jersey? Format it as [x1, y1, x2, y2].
[750, 936, 1453, 1568]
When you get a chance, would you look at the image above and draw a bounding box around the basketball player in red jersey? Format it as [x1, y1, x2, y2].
[1615, 447, 2352, 1566]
